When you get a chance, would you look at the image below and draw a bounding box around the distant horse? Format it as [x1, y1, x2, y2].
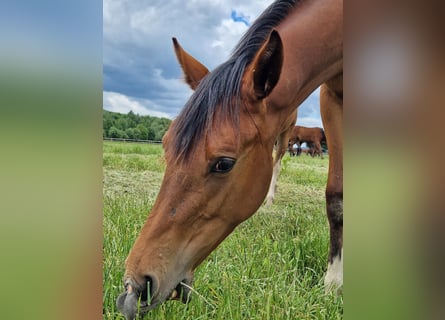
[288, 141, 298, 156]
[289, 125, 326, 159]
[289, 141, 320, 157]
[117, 1, 342, 318]
[306, 142, 324, 157]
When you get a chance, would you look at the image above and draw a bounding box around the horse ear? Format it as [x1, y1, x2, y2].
[172, 37, 210, 90]
[250, 30, 283, 99]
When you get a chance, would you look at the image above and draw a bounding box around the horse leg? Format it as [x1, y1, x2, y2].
[297, 143, 302, 156]
[265, 156, 280, 206]
[265, 114, 296, 206]
[320, 77, 343, 293]
[265, 133, 288, 206]
[315, 141, 323, 159]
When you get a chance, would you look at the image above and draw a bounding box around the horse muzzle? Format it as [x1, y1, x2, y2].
[116, 275, 193, 320]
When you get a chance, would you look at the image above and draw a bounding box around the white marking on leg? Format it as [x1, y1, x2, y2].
[324, 249, 343, 293]
[265, 160, 281, 206]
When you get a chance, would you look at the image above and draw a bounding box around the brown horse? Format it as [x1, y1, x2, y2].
[288, 141, 298, 156]
[308, 144, 321, 157]
[117, 0, 342, 318]
[289, 125, 327, 159]
[288, 141, 323, 157]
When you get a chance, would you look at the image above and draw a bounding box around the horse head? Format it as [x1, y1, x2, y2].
[117, 31, 286, 319]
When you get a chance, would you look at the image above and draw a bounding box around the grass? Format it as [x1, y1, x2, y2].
[103, 141, 343, 319]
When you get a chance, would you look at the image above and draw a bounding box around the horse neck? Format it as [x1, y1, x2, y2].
[268, 0, 343, 112]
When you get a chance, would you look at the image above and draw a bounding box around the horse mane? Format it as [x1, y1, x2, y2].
[170, 0, 299, 161]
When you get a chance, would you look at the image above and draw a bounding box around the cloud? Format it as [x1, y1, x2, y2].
[293, 88, 323, 128]
[212, 18, 250, 60]
[103, 91, 171, 119]
[296, 116, 323, 128]
[103, 0, 267, 117]
[103, 0, 323, 128]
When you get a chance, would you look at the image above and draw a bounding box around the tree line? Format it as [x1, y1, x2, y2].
[103, 110, 171, 141]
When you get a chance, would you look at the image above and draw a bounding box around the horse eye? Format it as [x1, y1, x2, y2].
[211, 157, 236, 173]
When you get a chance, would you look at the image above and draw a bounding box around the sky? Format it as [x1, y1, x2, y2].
[103, 0, 323, 128]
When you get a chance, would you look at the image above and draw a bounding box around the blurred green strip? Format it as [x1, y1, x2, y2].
[0, 1, 103, 319]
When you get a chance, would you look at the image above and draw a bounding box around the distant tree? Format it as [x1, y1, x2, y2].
[141, 116, 153, 129]
[146, 127, 156, 140]
[116, 118, 129, 130]
[134, 128, 142, 140]
[126, 110, 138, 128]
[108, 126, 120, 138]
[103, 110, 171, 141]
[125, 128, 136, 139]
[103, 112, 114, 134]
[154, 131, 165, 141]
[136, 124, 148, 140]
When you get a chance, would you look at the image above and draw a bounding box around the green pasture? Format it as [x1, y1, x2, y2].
[103, 141, 342, 319]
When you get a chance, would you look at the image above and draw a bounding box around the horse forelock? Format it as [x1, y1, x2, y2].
[169, 0, 299, 162]
[169, 60, 243, 162]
